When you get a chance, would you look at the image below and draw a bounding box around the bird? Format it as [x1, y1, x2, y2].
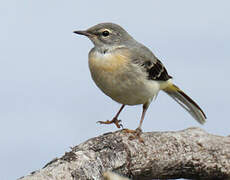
[103, 171, 129, 180]
[73, 22, 206, 134]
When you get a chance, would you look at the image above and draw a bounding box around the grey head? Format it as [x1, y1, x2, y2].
[73, 23, 135, 48]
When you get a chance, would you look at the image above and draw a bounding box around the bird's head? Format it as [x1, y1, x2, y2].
[74, 23, 133, 48]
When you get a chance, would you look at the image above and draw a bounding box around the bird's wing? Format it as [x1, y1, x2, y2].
[130, 46, 172, 81]
[140, 58, 172, 81]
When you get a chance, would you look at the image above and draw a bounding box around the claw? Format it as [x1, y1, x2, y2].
[97, 120, 109, 124]
[119, 123, 123, 129]
[122, 128, 144, 143]
[97, 118, 123, 129]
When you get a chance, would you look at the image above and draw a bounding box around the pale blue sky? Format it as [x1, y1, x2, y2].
[1, 1, 230, 179]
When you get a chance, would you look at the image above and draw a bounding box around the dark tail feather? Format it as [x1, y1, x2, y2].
[163, 84, 206, 124]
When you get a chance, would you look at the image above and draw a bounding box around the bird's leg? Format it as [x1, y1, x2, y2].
[137, 103, 148, 131]
[97, 105, 125, 129]
[122, 103, 149, 142]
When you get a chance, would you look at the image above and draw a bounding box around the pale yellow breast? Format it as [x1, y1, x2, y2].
[88, 49, 131, 102]
[88, 49, 130, 73]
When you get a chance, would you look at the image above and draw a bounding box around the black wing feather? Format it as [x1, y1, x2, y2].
[141, 59, 172, 81]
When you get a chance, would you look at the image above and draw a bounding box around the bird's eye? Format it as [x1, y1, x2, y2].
[102, 30, 110, 37]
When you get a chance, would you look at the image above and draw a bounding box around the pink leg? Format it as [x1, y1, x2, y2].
[97, 105, 125, 128]
[122, 103, 150, 143]
[137, 103, 149, 130]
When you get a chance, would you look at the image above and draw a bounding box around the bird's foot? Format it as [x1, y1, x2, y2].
[122, 127, 144, 143]
[97, 117, 123, 129]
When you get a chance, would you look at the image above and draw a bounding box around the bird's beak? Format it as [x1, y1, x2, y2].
[73, 30, 91, 37]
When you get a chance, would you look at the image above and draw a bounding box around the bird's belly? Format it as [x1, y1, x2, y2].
[93, 73, 158, 105]
[89, 54, 160, 105]
[105, 78, 159, 105]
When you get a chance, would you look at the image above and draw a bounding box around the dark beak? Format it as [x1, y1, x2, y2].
[73, 30, 91, 36]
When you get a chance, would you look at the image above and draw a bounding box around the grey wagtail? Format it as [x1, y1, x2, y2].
[73, 23, 206, 133]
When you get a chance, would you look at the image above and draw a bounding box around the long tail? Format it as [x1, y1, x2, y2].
[163, 83, 206, 124]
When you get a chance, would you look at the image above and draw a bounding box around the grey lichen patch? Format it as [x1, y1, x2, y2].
[60, 151, 77, 162]
[88, 132, 124, 152]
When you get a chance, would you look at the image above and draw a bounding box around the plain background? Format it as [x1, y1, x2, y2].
[1, 1, 230, 179]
